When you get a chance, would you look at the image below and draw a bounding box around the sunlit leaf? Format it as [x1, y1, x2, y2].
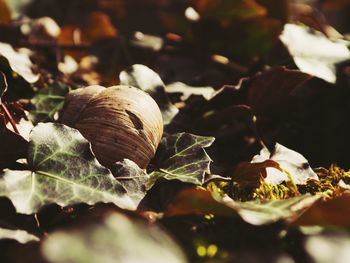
[0, 123, 138, 214]
[42, 211, 188, 263]
[251, 143, 318, 184]
[150, 133, 214, 186]
[165, 82, 215, 101]
[280, 24, 350, 83]
[0, 228, 39, 243]
[0, 42, 39, 83]
[305, 233, 350, 263]
[130, 32, 163, 51]
[119, 64, 179, 125]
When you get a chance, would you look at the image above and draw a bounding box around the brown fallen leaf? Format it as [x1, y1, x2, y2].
[293, 193, 350, 227]
[0, 0, 11, 25]
[248, 66, 312, 114]
[232, 160, 282, 188]
[165, 187, 319, 225]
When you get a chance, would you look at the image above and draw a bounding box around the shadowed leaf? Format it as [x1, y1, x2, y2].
[111, 159, 149, 205]
[165, 82, 215, 101]
[150, 133, 214, 186]
[0, 114, 28, 168]
[248, 67, 312, 113]
[196, 0, 267, 21]
[30, 82, 70, 123]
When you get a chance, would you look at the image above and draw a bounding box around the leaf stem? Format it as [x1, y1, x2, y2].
[0, 103, 19, 134]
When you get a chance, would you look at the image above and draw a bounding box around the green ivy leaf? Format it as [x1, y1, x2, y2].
[0, 228, 39, 244]
[0, 123, 138, 214]
[111, 159, 150, 204]
[42, 211, 188, 263]
[150, 133, 215, 186]
[119, 64, 179, 125]
[30, 82, 70, 123]
[280, 24, 350, 83]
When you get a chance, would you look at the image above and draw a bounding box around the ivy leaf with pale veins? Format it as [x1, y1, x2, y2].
[30, 82, 70, 123]
[111, 159, 150, 205]
[0, 122, 137, 214]
[280, 24, 350, 83]
[149, 133, 215, 186]
[0, 228, 39, 244]
[119, 64, 179, 125]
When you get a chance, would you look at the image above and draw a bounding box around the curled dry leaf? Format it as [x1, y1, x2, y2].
[119, 64, 179, 125]
[232, 160, 283, 188]
[60, 85, 163, 169]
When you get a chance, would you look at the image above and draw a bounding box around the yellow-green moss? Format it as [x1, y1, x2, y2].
[208, 164, 350, 201]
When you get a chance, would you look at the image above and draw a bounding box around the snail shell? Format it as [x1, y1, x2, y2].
[60, 85, 163, 169]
